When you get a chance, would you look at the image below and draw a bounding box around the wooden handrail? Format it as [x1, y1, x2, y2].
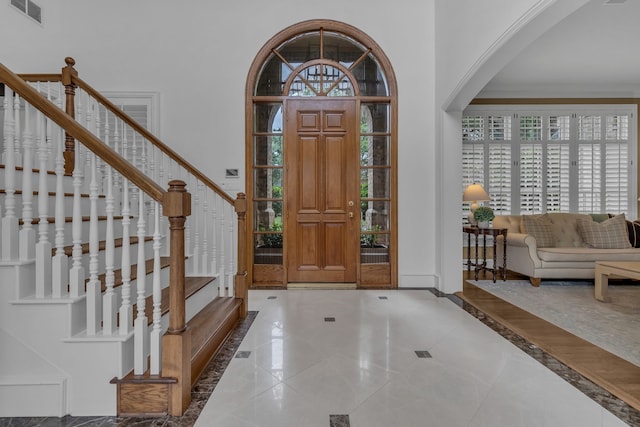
[0, 62, 166, 202]
[73, 76, 235, 206]
[17, 74, 63, 83]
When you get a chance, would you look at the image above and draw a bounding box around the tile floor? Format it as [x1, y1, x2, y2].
[193, 289, 628, 427]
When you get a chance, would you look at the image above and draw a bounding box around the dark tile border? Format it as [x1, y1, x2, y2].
[0, 311, 258, 427]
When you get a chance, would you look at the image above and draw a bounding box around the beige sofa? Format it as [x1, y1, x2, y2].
[492, 213, 640, 286]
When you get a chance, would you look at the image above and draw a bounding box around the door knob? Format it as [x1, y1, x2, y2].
[348, 200, 354, 207]
[349, 212, 354, 218]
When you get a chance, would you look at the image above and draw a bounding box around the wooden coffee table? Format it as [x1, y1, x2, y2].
[594, 261, 640, 302]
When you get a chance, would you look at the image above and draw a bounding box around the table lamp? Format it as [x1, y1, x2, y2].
[463, 183, 490, 225]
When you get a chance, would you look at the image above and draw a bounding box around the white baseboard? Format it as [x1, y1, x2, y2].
[398, 274, 439, 288]
[0, 379, 67, 417]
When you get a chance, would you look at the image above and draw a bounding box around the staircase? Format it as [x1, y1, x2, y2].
[0, 58, 248, 417]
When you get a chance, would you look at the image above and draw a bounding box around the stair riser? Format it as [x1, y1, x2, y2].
[18, 221, 163, 252]
[0, 170, 73, 194]
[0, 164, 133, 195]
[71, 238, 160, 282]
[86, 265, 171, 312]
[1, 192, 93, 218]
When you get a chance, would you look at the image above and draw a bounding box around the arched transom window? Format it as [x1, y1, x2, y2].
[255, 29, 389, 97]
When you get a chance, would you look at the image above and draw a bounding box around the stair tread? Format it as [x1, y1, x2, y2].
[0, 189, 96, 198]
[53, 235, 154, 257]
[189, 296, 241, 355]
[19, 215, 124, 225]
[91, 256, 171, 292]
[0, 164, 57, 175]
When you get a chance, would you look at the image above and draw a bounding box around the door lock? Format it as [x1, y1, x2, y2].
[348, 200, 354, 207]
[349, 212, 354, 218]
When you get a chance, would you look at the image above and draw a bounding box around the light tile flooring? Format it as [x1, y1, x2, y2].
[194, 289, 628, 427]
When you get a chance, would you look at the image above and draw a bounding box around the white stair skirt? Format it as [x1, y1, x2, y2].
[0, 328, 68, 417]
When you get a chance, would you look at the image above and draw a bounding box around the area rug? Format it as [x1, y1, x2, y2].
[468, 279, 640, 367]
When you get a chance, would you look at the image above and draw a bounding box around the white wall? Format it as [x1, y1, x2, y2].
[1, 0, 595, 292]
[433, 0, 589, 292]
[1, 0, 440, 288]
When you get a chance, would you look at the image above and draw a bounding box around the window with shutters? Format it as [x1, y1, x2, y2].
[462, 105, 637, 223]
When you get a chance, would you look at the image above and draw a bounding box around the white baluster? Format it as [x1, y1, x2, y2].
[150, 201, 162, 374]
[68, 137, 85, 298]
[19, 98, 36, 262]
[184, 181, 191, 258]
[212, 194, 221, 295]
[148, 143, 156, 183]
[228, 204, 235, 296]
[130, 133, 138, 211]
[134, 193, 148, 374]
[36, 99, 53, 297]
[83, 98, 93, 194]
[139, 138, 147, 183]
[119, 176, 133, 336]
[112, 116, 122, 211]
[103, 117, 117, 335]
[13, 89, 22, 166]
[2, 87, 19, 261]
[201, 187, 209, 275]
[192, 182, 201, 274]
[158, 147, 164, 188]
[86, 149, 101, 335]
[52, 106, 68, 298]
[219, 202, 225, 295]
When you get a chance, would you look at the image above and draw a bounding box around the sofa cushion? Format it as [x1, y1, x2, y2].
[577, 214, 632, 249]
[545, 212, 591, 247]
[520, 214, 554, 247]
[537, 247, 640, 262]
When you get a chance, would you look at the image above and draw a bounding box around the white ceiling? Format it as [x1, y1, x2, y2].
[478, 0, 640, 98]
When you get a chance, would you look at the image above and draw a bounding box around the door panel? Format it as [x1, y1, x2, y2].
[300, 136, 320, 211]
[286, 99, 358, 283]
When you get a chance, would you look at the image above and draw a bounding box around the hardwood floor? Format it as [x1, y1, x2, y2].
[457, 270, 640, 422]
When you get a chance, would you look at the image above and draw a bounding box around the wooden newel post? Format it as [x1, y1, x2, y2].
[61, 57, 77, 175]
[161, 180, 192, 416]
[234, 192, 248, 318]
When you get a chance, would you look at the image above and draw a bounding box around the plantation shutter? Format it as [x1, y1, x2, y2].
[462, 105, 636, 220]
[487, 115, 512, 215]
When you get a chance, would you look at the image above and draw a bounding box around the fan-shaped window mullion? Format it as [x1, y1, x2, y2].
[284, 60, 357, 97]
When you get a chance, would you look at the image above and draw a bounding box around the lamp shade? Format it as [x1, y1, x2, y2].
[463, 183, 490, 202]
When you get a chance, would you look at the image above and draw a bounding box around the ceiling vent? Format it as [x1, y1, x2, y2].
[10, 0, 42, 24]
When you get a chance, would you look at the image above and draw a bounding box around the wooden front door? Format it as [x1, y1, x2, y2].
[285, 99, 359, 283]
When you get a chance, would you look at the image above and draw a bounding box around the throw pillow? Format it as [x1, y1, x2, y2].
[629, 220, 640, 248]
[577, 214, 632, 249]
[607, 214, 640, 248]
[521, 214, 554, 247]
